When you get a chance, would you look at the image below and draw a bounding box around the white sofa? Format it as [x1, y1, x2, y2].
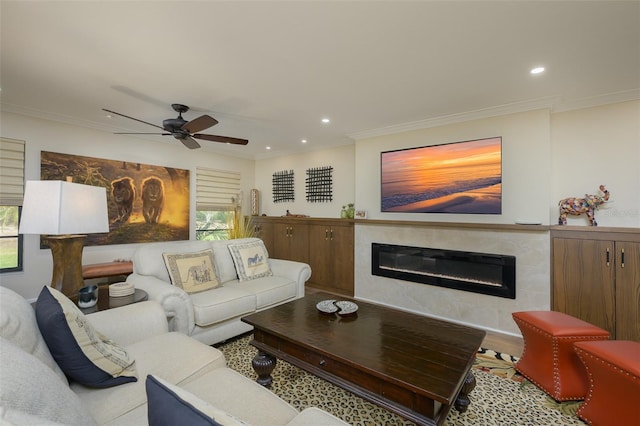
[0, 286, 348, 425]
[127, 238, 311, 345]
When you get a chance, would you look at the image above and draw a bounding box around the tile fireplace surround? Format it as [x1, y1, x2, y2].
[354, 221, 550, 337]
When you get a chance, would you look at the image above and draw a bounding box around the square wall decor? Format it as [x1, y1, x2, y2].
[306, 166, 333, 202]
[272, 169, 294, 203]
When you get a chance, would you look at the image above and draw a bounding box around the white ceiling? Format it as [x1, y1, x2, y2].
[1, 1, 638, 160]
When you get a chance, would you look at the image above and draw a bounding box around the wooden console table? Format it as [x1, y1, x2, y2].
[82, 261, 133, 280]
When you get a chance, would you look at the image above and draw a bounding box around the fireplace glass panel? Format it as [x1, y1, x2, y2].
[373, 243, 516, 299]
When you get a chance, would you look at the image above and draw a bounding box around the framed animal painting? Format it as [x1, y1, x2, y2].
[40, 151, 190, 246]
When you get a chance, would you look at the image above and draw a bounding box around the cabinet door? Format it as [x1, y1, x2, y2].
[271, 222, 309, 263]
[552, 238, 615, 335]
[252, 218, 274, 253]
[288, 224, 309, 264]
[307, 223, 354, 296]
[329, 224, 354, 294]
[308, 224, 332, 288]
[272, 223, 292, 260]
[615, 241, 640, 341]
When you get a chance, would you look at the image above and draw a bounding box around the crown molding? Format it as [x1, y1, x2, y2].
[348, 89, 639, 141]
[551, 89, 640, 113]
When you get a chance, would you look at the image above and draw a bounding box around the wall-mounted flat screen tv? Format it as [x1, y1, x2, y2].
[381, 137, 502, 214]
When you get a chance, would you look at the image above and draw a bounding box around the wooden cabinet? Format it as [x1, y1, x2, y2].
[308, 222, 354, 296]
[250, 217, 354, 296]
[551, 227, 640, 341]
[271, 222, 309, 264]
[251, 217, 309, 264]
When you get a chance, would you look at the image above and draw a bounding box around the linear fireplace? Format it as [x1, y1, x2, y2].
[372, 243, 516, 299]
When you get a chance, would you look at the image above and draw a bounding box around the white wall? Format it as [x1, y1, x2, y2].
[254, 145, 355, 218]
[1, 112, 255, 299]
[551, 101, 640, 227]
[354, 109, 552, 224]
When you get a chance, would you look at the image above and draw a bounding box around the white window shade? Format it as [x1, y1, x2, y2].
[0, 138, 25, 206]
[196, 167, 241, 211]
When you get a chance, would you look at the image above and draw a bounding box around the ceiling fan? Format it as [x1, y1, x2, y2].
[103, 103, 249, 149]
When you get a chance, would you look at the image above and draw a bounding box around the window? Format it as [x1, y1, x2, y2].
[195, 167, 241, 241]
[0, 138, 25, 272]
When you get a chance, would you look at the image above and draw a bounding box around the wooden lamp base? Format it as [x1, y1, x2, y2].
[47, 235, 87, 297]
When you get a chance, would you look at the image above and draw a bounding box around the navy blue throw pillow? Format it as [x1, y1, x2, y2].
[35, 286, 137, 388]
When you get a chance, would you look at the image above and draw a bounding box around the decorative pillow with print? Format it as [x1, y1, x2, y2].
[163, 249, 222, 294]
[35, 286, 137, 388]
[228, 240, 273, 282]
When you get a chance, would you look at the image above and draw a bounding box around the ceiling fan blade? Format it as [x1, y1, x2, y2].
[114, 132, 171, 135]
[182, 115, 218, 133]
[179, 136, 201, 149]
[193, 134, 249, 145]
[103, 108, 165, 130]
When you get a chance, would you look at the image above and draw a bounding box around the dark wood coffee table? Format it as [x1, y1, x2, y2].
[241, 292, 486, 425]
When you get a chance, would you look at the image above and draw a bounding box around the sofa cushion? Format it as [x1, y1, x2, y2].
[225, 276, 297, 310]
[0, 286, 67, 383]
[181, 368, 299, 425]
[35, 286, 137, 388]
[190, 286, 256, 327]
[0, 337, 97, 426]
[71, 332, 226, 425]
[228, 240, 273, 282]
[146, 375, 249, 426]
[163, 249, 222, 293]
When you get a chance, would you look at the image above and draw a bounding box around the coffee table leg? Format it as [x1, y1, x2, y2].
[252, 350, 276, 387]
[454, 371, 477, 412]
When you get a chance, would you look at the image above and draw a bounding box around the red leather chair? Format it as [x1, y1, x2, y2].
[574, 340, 640, 426]
[512, 311, 610, 401]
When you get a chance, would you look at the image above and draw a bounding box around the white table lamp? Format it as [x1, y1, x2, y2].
[19, 180, 109, 296]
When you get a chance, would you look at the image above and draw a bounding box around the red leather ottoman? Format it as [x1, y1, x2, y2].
[574, 340, 640, 426]
[512, 311, 610, 401]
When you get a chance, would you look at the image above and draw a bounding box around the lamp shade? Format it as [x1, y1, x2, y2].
[19, 180, 109, 235]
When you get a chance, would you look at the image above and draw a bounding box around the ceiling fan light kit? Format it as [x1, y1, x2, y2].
[103, 103, 249, 149]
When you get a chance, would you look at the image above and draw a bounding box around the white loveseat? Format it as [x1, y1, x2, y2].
[127, 238, 311, 346]
[0, 286, 348, 425]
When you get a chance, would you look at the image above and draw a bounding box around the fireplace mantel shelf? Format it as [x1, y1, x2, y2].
[354, 219, 550, 232]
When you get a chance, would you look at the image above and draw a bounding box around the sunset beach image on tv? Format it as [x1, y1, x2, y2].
[381, 137, 502, 214]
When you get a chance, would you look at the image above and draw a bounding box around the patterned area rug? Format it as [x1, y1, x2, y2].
[217, 334, 586, 425]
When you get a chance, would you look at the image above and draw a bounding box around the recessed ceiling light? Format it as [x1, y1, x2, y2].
[321, 118, 330, 124]
[266, 146, 271, 150]
[105, 114, 112, 119]
[301, 139, 307, 143]
[530, 66, 545, 75]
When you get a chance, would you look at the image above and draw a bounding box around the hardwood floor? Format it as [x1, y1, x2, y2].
[483, 329, 523, 358]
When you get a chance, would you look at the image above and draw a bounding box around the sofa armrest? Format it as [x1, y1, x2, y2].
[126, 274, 195, 336]
[86, 301, 168, 346]
[269, 259, 311, 298]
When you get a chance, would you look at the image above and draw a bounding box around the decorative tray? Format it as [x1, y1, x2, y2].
[335, 300, 358, 316]
[316, 299, 338, 314]
[316, 299, 358, 316]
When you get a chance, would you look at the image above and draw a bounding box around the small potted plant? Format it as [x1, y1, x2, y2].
[347, 203, 355, 219]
